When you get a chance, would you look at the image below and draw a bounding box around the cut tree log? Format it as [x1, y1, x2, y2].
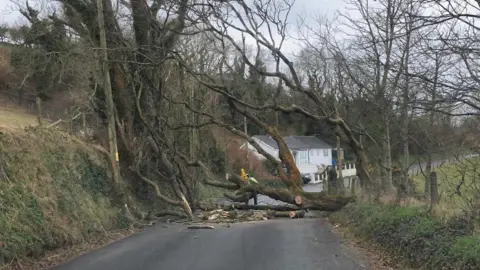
[188, 224, 215, 229]
[266, 210, 306, 219]
[237, 185, 354, 211]
[222, 203, 301, 212]
[288, 210, 305, 218]
[224, 192, 252, 203]
[294, 195, 303, 205]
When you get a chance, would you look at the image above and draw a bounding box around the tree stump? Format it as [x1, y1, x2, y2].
[288, 210, 305, 218]
[294, 195, 303, 205]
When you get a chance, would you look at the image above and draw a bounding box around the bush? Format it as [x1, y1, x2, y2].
[330, 204, 480, 270]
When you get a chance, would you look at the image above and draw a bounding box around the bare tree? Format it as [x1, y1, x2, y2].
[180, 0, 375, 196]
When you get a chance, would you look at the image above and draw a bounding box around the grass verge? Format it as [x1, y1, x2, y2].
[329, 203, 480, 270]
[0, 126, 133, 264]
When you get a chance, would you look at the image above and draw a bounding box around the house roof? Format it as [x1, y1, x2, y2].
[253, 135, 332, 150]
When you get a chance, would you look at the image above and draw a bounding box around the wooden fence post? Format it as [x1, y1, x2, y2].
[351, 177, 356, 195]
[430, 171, 439, 207]
[36, 96, 42, 126]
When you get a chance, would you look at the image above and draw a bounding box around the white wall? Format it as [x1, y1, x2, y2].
[307, 148, 332, 166]
[297, 164, 322, 174]
[245, 141, 333, 173]
[294, 148, 332, 178]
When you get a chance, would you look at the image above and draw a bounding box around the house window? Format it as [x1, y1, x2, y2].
[298, 150, 308, 164]
[323, 149, 328, 156]
[316, 149, 320, 156]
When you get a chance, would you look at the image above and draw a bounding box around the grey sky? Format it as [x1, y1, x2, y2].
[0, 0, 349, 68]
[0, 0, 357, 78]
[0, 0, 348, 32]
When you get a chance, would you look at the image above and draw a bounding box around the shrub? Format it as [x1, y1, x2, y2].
[330, 204, 480, 270]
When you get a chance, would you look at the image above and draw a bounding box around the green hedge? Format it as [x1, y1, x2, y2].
[330, 204, 480, 270]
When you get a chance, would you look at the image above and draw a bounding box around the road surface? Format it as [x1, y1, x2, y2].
[51, 219, 370, 270]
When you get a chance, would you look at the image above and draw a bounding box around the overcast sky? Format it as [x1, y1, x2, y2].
[0, 0, 351, 69]
[0, 0, 347, 23]
[0, 0, 349, 39]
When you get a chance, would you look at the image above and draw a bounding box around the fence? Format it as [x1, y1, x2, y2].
[311, 163, 357, 183]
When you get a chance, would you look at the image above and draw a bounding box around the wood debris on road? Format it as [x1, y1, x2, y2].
[190, 203, 309, 227]
[187, 224, 215, 229]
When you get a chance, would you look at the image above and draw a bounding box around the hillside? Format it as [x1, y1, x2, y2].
[0, 95, 41, 129]
[0, 108, 41, 129]
[0, 126, 144, 267]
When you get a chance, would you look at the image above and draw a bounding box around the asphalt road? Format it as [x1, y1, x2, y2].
[51, 219, 370, 270]
[55, 155, 477, 270]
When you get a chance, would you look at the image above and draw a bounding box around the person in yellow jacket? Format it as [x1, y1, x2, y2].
[240, 168, 248, 181]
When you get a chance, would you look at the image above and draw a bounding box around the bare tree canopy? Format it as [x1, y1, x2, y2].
[2, 0, 480, 219]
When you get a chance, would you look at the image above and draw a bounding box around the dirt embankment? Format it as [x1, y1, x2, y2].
[0, 127, 140, 269]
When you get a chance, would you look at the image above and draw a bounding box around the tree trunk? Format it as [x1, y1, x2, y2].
[328, 119, 373, 192]
[97, 0, 124, 202]
[424, 157, 432, 198]
[382, 113, 393, 193]
[401, 49, 411, 200]
[220, 203, 301, 212]
[228, 101, 301, 189]
[399, 105, 410, 202]
[355, 147, 371, 191]
[425, 55, 439, 198]
[238, 185, 353, 211]
[327, 166, 338, 195]
[267, 210, 306, 219]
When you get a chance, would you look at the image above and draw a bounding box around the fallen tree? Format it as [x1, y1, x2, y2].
[24, 0, 365, 220]
[237, 184, 354, 211]
[268, 210, 306, 219]
[194, 206, 307, 224]
[186, 155, 354, 212]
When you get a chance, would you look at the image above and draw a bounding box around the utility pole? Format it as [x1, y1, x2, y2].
[96, 0, 121, 186]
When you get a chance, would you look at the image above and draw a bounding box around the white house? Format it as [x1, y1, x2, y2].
[243, 135, 333, 179]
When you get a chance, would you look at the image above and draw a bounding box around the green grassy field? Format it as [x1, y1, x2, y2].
[412, 157, 480, 217]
